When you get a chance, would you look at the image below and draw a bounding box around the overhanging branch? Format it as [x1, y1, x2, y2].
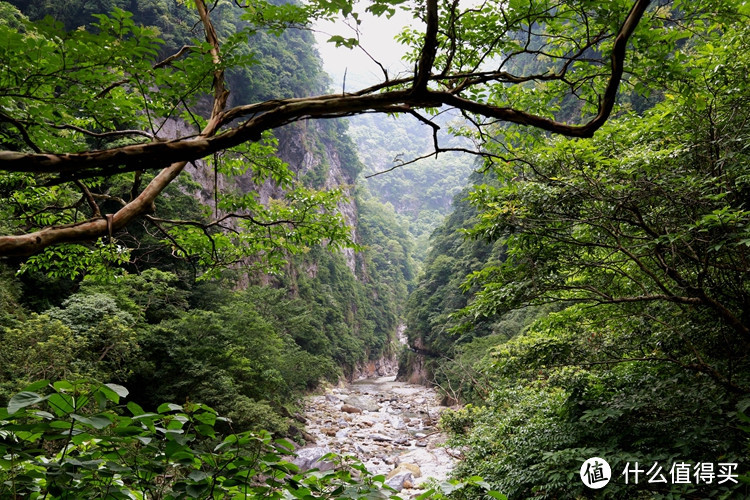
[0, 0, 652, 257]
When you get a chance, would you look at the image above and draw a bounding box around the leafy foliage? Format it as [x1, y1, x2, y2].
[430, 8, 750, 498]
[0, 380, 404, 499]
[0, 1, 354, 275]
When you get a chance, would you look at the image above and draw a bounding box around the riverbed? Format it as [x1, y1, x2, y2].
[296, 375, 459, 495]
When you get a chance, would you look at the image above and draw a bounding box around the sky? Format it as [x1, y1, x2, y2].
[313, 6, 418, 90]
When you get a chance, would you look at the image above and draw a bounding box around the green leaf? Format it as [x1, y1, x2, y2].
[127, 401, 145, 416]
[47, 393, 76, 416]
[186, 484, 208, 498]
[53, 380, 75, 392]
[105, 383, 129, 399]
[98, 385, 123, 404]
[22, 380, 50, 392]
[8, 391, 46, 415]
[158, 403, 183, 413]
[487, 492, 508, 499]
[188, 470, 208, 482]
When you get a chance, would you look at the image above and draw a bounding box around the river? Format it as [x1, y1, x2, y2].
[295, 375, 459, 495]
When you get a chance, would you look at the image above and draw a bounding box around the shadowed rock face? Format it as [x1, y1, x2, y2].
[301, 375, 460, 494]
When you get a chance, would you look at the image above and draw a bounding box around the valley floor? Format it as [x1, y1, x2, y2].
[299, 375, 459, 495]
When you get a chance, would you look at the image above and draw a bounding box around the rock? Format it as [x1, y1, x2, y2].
[341, 404, 362, 414]
[344, 395, 380, 412]
[322, 427, 337, 437]
[292, 447, 335, 471]
[386, 472, 413, 492]
[335, 428, 349, 438]
[300, 376, 458, 493]
[390, 417, 406, 430]
[388, 463, 422, 479]
[300, 430, 317, 444]
[369, 433, 393, 442]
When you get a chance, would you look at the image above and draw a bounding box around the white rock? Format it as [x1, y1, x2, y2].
[386, 472, 413, 492]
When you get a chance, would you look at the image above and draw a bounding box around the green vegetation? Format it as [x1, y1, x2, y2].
[350, 112, 475, 264]
[0, 379, 400, 499]
[3, 0, 750, 498]
[0, 186, 414, 433]
[1, 379, 506, 498]
[403, 4, 750, 498]
[0, 0, 412, 438]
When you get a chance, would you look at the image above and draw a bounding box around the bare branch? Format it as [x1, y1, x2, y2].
[74, 180, 101, 218]
[153, 45, 195, 69]
[0, 111, 42, 153]
[50, 123, 154, 141]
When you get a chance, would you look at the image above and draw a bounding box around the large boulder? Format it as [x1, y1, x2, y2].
[344, 395, 380, 412]
[385, 463, 422, 491]
[291, 446, 335, 471]
[385, 472, 413, 491]
[388, 463, 422, 479]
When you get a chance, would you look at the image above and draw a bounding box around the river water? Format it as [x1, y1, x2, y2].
[297, 375, 459, 495]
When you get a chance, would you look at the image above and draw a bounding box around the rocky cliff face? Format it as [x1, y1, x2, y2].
[167, 116, 401, 379]
[274, 123, 359, 273]
[176, 119, 360, 275]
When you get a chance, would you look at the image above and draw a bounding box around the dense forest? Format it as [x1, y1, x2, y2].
[403, 4, 750, 497]
[1, 0, 749, 498]
[0, 0, 418, 495]
[351, 111, 475, 264]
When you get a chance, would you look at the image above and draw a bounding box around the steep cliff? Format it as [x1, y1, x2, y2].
[6, 0, 412, 385]
[183, 114, 409, 378]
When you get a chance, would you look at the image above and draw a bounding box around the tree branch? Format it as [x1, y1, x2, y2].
[0, 0, 652, 257]
[413, 0, 439, 92]
[0, 0, 228, 259]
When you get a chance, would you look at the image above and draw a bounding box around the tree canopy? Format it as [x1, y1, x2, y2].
[0, 0, 655, 263]
[403, 4, 750, 495]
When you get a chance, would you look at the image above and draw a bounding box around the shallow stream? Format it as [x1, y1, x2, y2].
[297, 375, 459, 495]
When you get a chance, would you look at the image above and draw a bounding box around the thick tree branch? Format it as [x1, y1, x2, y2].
[413, 0, 439, 92]
[0, 0, 651, 257]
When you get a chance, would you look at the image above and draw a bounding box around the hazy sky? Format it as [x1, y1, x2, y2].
[313, 7, 418, 90]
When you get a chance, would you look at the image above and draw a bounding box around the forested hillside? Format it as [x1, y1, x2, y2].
[350, 112, 475, 263]
[402, 3, 750, 498]
[0, 0, 411, 434]
[2, 0, 748, 498]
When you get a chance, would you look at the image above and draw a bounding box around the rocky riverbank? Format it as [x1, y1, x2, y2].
[295, 375, 459, 496]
